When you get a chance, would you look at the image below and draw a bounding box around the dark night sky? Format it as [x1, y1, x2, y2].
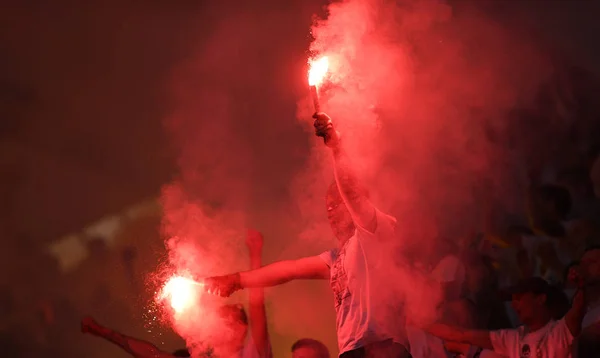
[0, 0, 598, 245]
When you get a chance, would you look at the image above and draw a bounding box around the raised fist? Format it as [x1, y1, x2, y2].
[202, 273, 242, 297]
[313, 112, 340, 148]
[246, 229, 264, 254]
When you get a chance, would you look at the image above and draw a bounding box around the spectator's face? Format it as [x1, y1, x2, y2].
[511, 292, 544, 323]
[293, 347, 322, 358]
[580, 250, 600, 283]
[326, 189, 354, 242]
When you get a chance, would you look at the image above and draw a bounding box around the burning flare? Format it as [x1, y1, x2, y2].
[308, 56, 329, 87]
[158, 275, 202, 314]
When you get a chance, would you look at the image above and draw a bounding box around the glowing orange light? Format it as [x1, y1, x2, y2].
[308, 56, 329, 87]
[159, 275, 202, 314]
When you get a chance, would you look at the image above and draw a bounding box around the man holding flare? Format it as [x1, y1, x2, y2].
[201, 111, 410, 358]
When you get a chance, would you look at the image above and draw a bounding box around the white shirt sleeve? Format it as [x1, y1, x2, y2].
[489, 328, 519, 356]
[548, 318, 575, 348]
[318, 248, 338, 267]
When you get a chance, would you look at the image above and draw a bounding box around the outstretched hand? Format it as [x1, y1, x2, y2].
[313, 112, 340, 148]
[202, 273, 242, 298]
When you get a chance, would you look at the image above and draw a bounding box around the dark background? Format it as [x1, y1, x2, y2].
[0, 0, 599, 357]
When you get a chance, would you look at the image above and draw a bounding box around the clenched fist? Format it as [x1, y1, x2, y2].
[202, 273, 242, 297]
[313, 112, 340, 148]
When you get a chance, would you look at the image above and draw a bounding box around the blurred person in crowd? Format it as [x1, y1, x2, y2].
[462, 254, 512, 331]
[291, 338, 331, 358]
[421, 276, 587, 358]
[556, 165, 600, 222]
[431, 241, 466, 303]
[82, 230, 272, 358]
[202, 112, 410, 358]
[527, 183, 572, 238]
[408, 250, 505, 358]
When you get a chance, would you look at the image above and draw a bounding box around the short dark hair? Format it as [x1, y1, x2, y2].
[291, 338, 330, 358]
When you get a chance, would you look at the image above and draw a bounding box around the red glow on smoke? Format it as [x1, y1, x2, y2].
[157, 275, 204, 315]
[308, 56, 330, 86]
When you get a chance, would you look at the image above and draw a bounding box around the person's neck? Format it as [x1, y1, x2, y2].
[526, 315, 552, 333]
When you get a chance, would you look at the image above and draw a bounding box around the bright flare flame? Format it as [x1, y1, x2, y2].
[159, 275, 201, 314]
[308, 56, 329, 86]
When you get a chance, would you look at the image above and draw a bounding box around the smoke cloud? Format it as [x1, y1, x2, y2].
[157, 0, 569, 355]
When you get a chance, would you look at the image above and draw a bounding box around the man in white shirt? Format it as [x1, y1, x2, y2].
[202, 112, 409, 357]
[421, 277, 587, 358]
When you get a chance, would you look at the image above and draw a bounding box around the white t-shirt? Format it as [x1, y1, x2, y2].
[319, 210, 406, 355]
[489, 318, 574, 358]
[407, 325, 450, 358]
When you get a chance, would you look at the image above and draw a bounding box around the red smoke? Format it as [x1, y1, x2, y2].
[156, 0, 563, 355]
[296, 0, 557, 325]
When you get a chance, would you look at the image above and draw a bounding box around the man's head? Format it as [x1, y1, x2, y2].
[291, 338, 330, 358]
[214, 304, 248, 351]
[505, 278, 554, 326]
[326, 181, 355, 243]
[580, 246, 600, 284]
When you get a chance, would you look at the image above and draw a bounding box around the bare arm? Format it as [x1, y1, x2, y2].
[240, 256, 329, 288]
[81, 317, 175, 358]
[246, 230, 272, 358]
[313, 112, 377, 232]
[565, 288, 586, 337]
[332, 148, 377, 232]
[202, 256, 329, 298]
[425, 323, 494, 350]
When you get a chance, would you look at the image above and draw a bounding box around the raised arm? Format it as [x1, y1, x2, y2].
[81, 316, 175, 358]
[202, 256, 329, 297]
[245, 230, 272, 358]
[564, 269, 587, 337]
[425, 323, 494, 350]
[313, 112, 377, 232]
